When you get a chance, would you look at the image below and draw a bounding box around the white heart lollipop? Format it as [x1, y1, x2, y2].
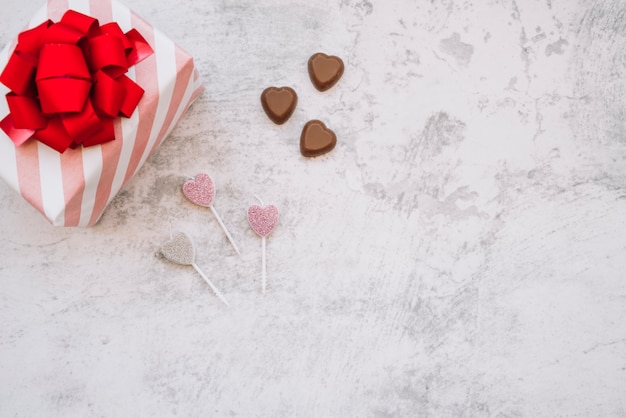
[160, 231, 229, 307]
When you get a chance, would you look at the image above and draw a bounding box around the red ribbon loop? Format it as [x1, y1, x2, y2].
[62, 99, 103, 144]
[92, 70, 126, 117]
[6, 94, 48, 129]
[88, 34, 128, 78]
[125, 29, 153, 66]
[32, 115, 74, 153]
[117, 75, 145, 118]
[0, 53, 37, 96]
[60, 10, 99, 37]
[41, 22, 85, 45]
[15, 20, 53, 56]
[0, 9, 154, 152]
[100, 23, 132, 51]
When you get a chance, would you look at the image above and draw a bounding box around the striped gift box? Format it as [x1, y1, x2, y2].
[0, 0, 204, 226]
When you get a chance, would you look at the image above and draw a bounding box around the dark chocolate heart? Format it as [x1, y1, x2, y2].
[307, 53, 344, 92]
[300, 120, 336, 157]
[261, 86, 298, 125]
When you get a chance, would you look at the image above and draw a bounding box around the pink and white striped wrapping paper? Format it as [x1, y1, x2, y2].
[0, 0, 204, 226]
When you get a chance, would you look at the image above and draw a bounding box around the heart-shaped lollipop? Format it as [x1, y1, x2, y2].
[247, 204, 279, 237]
[247, 197, 280, 294]
[182, 173, 215, 207]
[160, 231, 230, 307]
[160, 230, 196, 265]
[182, 173, 240, 255]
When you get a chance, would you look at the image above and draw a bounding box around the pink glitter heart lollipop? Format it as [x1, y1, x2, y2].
[182, 173, 240, 255]
[182, 173, 215, 207]
[247, 204, 279, 237]
[247, 196, 279, 294]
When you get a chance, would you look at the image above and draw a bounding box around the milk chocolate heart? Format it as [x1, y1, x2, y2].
[300, 120, 336, 157]
[308, 53, 344, 92]
[261, 86, 298, 125]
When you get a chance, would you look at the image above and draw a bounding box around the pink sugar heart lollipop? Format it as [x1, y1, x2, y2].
[183, 173, 240, 255]
[247, 196, 279, 294]
[182, 173, 215, 207]
[160, 230, 229, 307]
[248, 204, 279, 237]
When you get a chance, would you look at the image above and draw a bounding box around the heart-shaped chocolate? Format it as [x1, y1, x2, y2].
[160, 231, 195, 266]
[261, 86, 298, 125]
[300, 120, 336, 157]
[182, 173, 215, 207]
[308, 53, 344, 92]
[247, 204, 279, 237]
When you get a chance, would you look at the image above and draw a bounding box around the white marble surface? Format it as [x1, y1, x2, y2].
[1, 0, 626, 416]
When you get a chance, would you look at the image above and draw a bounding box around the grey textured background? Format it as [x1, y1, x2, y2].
[1, 0, 626, 417]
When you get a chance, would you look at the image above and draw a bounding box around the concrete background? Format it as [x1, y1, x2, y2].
[1, 0, 625, 416]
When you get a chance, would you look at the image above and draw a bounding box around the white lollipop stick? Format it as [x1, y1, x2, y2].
[247, 195, 279, 294]
[255, 196, 267, 295]
[192, 262, 230, 307]
[261, 235, 267, 295]
[210, 205, 241, 255]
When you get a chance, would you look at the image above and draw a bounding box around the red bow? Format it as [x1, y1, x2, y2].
[0, 10, 153, 152]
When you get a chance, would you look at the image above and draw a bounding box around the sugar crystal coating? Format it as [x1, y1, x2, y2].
[182, 173, 215, 207]
[248, 204, 279, 237]
[160, 231, 195, 265]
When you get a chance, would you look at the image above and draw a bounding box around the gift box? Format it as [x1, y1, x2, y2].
[0, 0, 204, 226]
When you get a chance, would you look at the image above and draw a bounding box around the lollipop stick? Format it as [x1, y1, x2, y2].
[192, 262, 230, 307]
[261, 236, 267, 295]
[210, 205, 241, 255]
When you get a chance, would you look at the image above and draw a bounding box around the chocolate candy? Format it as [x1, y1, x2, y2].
[260, 86, 298, 125]
[300, 120, 336, 157]
[307, 53, 344, 92]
